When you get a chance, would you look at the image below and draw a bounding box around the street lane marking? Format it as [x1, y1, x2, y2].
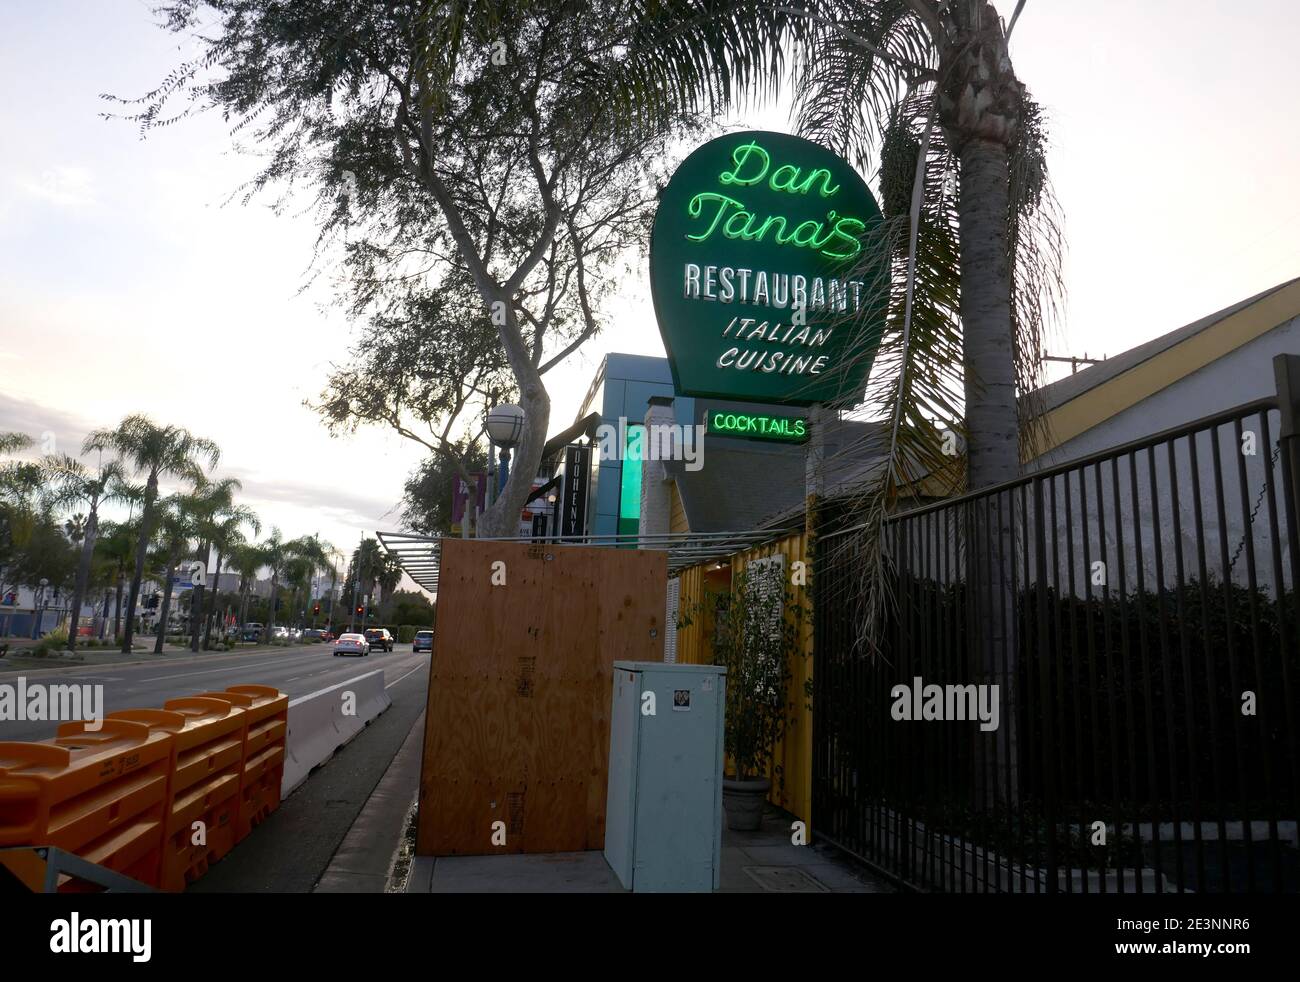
[139, 651, 329, 681]
[385, 664, 425, 690]
[289, 670, 385, 708]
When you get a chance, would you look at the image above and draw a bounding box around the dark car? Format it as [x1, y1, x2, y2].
[412, 629, 433, 653]
[364, 628, 394, 652]
[240, 622, 264, 643]
[302, 629, 325, 643]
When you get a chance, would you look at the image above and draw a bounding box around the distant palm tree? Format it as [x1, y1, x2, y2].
[287, 534, 334, 628]
[258, 529, 290, 643]
[228, 541, 265, 640]
[202, 505, 260, 648]
[94, 519, 137, 640]
[43, 453, 127, 651]
[183, 475, 249, 652]
[148, 495, 197, 653]
[85, 416, 219, 653]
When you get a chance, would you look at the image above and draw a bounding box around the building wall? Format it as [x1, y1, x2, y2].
[1023, 322, 1298, 597]
[674, 530, 814, 828]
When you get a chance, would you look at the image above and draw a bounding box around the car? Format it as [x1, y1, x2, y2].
[272, 626, 290, 641]
[240, 623, 264, 643]
[364, 628, 394, 652]
[412, 630, 434, 653]
[302, 629, 324, 642]
[333, 632, 370, 657]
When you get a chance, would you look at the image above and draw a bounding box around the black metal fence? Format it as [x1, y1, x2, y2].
[812, 394, 1300, 892]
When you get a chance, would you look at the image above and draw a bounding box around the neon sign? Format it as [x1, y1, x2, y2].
[650, 131, 887, 406]
[706, 410, 809, 443]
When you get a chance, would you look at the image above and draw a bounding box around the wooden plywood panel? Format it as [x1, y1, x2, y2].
[417, 539, 667, 856]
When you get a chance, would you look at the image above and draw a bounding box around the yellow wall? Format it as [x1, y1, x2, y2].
[673, 531, 814, 828]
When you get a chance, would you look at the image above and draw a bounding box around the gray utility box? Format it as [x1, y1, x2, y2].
[603, 661, 727, 892]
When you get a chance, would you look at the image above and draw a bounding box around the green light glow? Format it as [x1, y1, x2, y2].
[706, 410, 808, 442]
[618, 425, 644, 534]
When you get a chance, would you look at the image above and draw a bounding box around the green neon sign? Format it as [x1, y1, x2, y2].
[650, 131, 887, 406]
[706, 410, 809, 443]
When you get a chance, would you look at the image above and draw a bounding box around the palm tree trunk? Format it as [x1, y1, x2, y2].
[959, 138, 1020, 811]
[113, 574, 123, 640]
[155, 564, 178, 654]
[239, 577, 250, 641]
[203, 549, 224, 648]
[122, 477, 158, 653]
[190, 541, 208, 653]
[264, 576, 278, 643]
[66, 509, 98, 651]
[327, 566, 337, 631]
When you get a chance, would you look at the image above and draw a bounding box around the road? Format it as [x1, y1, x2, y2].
[0, 643, 429, 742]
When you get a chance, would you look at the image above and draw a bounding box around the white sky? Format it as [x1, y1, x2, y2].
[2, 1, 1298, 577]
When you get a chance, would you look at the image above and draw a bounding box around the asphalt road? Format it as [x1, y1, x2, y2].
[0, 643, 430, 742]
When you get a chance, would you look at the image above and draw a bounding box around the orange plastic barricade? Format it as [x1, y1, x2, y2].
[193, 685, 288, 841]
[108, 697, 246, 892]
[0, 719, 173, 890]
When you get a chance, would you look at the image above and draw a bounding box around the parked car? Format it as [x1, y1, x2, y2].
[333, 632, 370, 657]
[272, 626, 290, 641]
[364, 628, 394, 652]
[302, 629, 325, 642]
[412, 630, 434, 653]
[240, 623, 264, 643]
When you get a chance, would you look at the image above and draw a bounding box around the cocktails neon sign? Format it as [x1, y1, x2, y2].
[706, 410, 809, 443]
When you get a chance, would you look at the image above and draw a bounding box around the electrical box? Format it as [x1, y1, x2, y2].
[604, 661, 726, 892]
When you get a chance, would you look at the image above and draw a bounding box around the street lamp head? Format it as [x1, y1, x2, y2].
[485, 404, 525, 449]
[39, 578, 48, 588]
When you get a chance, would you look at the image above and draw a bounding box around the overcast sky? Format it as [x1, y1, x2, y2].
[2, 1, 1298, 582]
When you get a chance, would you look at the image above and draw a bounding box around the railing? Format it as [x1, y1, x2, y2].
[812, 394, 1300, 893]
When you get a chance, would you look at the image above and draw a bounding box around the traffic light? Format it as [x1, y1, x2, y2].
[313, 604, 320, 615]
[356, 605, 364, 615]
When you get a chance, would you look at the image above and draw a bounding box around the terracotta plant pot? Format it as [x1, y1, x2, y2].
[722, 776, 772, 831]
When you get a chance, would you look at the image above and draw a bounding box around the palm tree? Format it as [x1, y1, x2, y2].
[202, 505, 260, 648]
[85, 416, 219, 653]
[613, 2, 1062, 808]
[42, 453, 127, 651]
[94, 519, 137, 640]
[287, 534, 334, 628]
[258, 528, 290, 643]
[228, 542, 265, 642]
[148, 495, 197, 653]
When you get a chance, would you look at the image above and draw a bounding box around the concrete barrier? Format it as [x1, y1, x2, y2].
[282, 670, 391, 796]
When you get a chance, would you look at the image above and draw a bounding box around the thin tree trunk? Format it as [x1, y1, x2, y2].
[122, 478, 158, 653]
[190, 541, 208, 653]
[66, 509, 98, 651]
[239, 577, 250, 641]
[264, 575, 278, 643]
[114, 574, 123, 640]
[203, 549, 224, 648]
[155, 563, 177, 654]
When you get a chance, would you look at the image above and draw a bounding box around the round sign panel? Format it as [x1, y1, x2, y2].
[650, 131, 888, 406]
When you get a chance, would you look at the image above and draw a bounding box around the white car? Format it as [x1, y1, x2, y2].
[333, 632, 370, 657]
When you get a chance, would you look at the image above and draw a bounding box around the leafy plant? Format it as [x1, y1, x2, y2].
[712, 564, 806, 782]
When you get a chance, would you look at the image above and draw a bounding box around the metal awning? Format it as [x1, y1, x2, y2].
[377, 528, 794, 594]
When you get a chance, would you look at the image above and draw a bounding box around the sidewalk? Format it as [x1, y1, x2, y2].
[320, 713, 892, 894]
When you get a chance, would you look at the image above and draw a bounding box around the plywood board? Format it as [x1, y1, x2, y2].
[417, 539, 667, 856]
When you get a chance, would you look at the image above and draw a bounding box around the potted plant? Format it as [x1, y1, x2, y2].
[712, 564, 804, 831]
